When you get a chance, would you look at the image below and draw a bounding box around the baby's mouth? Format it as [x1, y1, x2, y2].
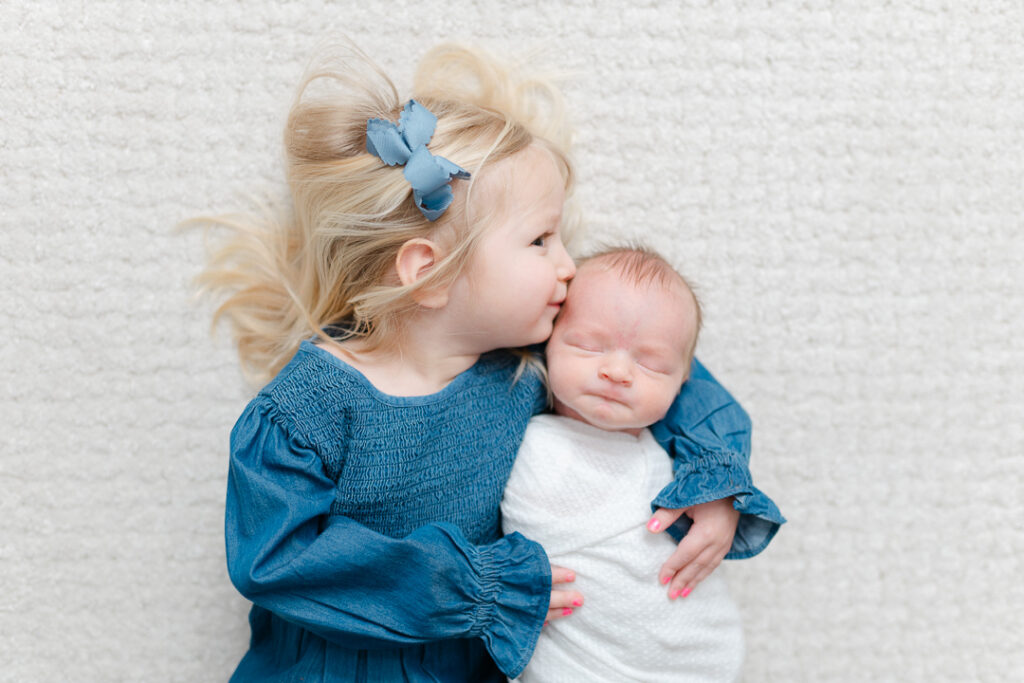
[592, 391, 629, 406]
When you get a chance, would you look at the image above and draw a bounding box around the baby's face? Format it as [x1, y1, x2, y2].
[546, 265, 697, 435]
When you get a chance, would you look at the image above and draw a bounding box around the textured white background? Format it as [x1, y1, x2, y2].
[2, 1, 1022, 681]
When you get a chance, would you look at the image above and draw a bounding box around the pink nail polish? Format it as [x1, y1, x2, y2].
[661, 575, 671, 585]
[669, 589, 680, 599]
[647, 519, 661, 532]
[562, 608, 573, 616]
[572, 599, 583, 607]
[680, 587, 691, 598]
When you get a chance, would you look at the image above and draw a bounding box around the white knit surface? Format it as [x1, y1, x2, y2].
[2, 2, 1022, 681]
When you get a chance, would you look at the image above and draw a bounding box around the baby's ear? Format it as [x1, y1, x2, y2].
[395, 238, 450, 308]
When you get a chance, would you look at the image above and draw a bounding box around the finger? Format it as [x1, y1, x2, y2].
[549, 589, 584, 610]
[646, 507, 687, 533]
[547, 589, 584, 622]
[550, 566, 577, 585]
[656, 533, 702, 586]
[669, 548, 727, 598]
[668, 559, 709, 598]
[685, 563, 716, 592]
[546, 606, 576, 623]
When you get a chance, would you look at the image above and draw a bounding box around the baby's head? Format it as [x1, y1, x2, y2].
[546, 247, 702, 435]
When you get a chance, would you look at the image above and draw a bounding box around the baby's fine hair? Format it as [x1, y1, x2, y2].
[580, 245, 703, 363]
[194, 41, 577, 385]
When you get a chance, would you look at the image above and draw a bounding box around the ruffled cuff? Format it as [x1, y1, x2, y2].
[651, 449, 786, 560]
[469, 531, 551, 678]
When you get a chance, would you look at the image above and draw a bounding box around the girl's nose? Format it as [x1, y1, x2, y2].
[555, 242, 576, 282]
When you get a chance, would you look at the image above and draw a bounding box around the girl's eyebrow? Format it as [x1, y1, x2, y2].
[520, 213, 559, 235]
[532, 205, 562, 224]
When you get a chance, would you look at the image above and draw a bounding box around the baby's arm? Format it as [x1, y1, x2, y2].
[226, 400, 568, 678]
[647, 358, 786, 596]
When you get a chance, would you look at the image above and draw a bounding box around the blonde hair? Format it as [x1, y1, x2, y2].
[191, 42, 577, 385]
[579, 245, 703, 365]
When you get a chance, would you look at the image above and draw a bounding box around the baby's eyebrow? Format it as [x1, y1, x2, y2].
[632, 341, 678, 356]
[563, 323, 607, 338]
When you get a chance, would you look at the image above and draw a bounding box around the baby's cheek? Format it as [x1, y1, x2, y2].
[647, 383, 681, 421]
[567, 364, 593, 396]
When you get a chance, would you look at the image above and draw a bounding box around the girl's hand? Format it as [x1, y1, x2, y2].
[546, 565, 583, 625]
[647, 498, 739, 599]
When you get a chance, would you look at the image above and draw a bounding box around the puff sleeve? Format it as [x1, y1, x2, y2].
[649, 358, 786, 559]
[225, 400, 551, 678]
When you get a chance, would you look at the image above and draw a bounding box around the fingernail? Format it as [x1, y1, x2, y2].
[660, 575, 671, 585]
[647, 519, 661, 532]
[544, 620, 549, 626]
[572, 599, 583, 607]
[562, 608, 573, 616]
[669, 589, 680, 599]
[566, 572, 575, 582]
[680, 587, 691, 598]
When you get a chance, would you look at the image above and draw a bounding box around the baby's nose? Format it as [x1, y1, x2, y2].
[599, 355, 633, 385]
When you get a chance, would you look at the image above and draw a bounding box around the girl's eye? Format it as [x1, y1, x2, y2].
[531, 231, 555, 247]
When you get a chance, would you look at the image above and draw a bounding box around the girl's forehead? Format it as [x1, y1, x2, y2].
[470, 144, 565, 234]
[481, 144, 563, 197]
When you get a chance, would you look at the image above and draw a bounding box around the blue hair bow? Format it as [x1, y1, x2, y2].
[366, 100, 470, 221]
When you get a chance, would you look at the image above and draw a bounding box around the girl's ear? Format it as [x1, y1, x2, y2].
[395, 238, 450, 308]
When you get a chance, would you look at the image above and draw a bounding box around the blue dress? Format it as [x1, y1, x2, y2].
[225, 341, 784, 681]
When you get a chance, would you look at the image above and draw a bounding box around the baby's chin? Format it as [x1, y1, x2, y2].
[552, 398, 645, 435]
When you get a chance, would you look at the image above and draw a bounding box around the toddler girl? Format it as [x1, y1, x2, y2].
[502, 247, 784, 682]
[197, 43, 777, 682]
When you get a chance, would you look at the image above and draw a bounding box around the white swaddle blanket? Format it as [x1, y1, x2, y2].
[502, 414, 743, 682]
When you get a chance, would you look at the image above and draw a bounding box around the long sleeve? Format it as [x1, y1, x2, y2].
[648, 358, 786, 559]
[225, 400, 551, 678]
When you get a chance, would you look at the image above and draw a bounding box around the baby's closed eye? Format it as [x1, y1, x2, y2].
[636, 356, 676, 374]
[564, 337, 601, 353]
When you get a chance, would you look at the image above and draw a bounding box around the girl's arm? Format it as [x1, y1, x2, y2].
[646, 358, 786, 591]
[225, 401, 551, 679]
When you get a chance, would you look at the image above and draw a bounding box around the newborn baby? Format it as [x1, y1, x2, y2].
[502, 247, 743, 682]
